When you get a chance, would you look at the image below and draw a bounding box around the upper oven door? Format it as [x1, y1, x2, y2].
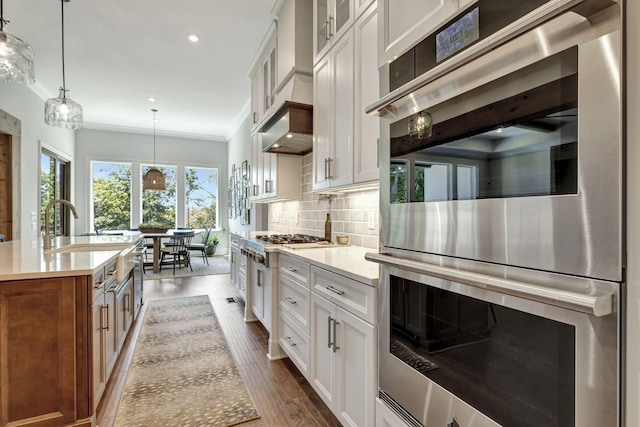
[376, 7, 622, 282]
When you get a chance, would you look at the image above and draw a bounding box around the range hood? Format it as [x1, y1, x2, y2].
[260, 101, 313, 155]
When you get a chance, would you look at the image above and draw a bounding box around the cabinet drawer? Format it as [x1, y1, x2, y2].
[279, 274, 311, 333]
[279, 311, 310, 379]
[279, 255, 310, 288]
[311, 265, 376, 324]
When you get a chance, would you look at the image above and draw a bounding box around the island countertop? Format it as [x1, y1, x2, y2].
[0, 235, 141, 281]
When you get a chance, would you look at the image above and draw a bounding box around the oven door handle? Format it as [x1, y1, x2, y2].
[365, 252, 615, 317]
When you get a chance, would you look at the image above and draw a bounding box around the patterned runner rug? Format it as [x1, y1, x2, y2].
[115, 296, 259, 426]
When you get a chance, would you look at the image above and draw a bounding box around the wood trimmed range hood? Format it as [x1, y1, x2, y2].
[260, 101, 313, 155]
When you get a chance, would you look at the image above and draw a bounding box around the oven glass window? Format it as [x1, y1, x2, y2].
[390, 275, 575, 426]
[390, 47, 578, 203]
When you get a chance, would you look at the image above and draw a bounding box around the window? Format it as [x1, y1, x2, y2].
[185, 167, 219, 228]
[92, 162, 131, 231]
[40, 149, 70, 236]
[141, 165, 176, 226]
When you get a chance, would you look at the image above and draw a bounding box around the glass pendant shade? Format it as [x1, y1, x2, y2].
[45, 88, 83, 129]
[0, 30, 35, 84]
[143, 168, 166, 191]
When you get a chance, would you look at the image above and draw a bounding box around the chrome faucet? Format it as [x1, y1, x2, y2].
[43, 199, 79, 250]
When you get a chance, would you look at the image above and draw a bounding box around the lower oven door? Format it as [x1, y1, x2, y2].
[369, 251, 620, 427]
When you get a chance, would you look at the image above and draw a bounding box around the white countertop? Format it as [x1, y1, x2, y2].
[274, 245, 379, 286]
[0, 235, 141, 281]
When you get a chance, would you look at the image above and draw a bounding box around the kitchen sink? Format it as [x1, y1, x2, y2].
[50, 243, 139, 282]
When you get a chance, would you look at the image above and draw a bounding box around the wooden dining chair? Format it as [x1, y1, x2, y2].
[188, 227, 211, 265]
[159, 232, 194, 274]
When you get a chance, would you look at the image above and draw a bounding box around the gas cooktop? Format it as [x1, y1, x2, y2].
[255, 234, 327, 245]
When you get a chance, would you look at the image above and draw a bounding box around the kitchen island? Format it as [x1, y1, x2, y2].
[0, 235, 141, 427]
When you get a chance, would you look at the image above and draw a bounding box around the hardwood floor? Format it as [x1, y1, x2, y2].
[96, 274, 342, 427]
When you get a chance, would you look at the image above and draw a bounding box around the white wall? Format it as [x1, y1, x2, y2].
[0, 83, 75, 240]
[227, 114, 267, 234]
[75, 128, 230, 253]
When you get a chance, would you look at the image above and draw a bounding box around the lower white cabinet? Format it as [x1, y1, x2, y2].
[309, 268, 377, 427]
[116, 278, 134, 352]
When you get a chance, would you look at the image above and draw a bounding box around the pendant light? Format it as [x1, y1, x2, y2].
[0, 0, 36, 84]
[44, 0, 83, 129]
[143, 109, 166, 191]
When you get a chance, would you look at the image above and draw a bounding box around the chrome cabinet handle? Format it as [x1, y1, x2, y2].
[285, 336, 297, 347]
[253, 112, 257, 124]
[327, 157, 333, 180]
[285, 266, 297, 272]
[327, 316, 333, 348]
[257, 270, 263, 287]
[285, 296, 297, 305]
[332, 319, 339, 352]
[324, 20, 330, 40]
[125, 293, 130, 312]
[94, 280, 105, 290]
[101, 305, 110, 330]
[326, 285, 344, 296]
[324, 158, 329, 180]
[265, 179, 273, 193]
[328, 15, 334, 37]
[253, 184, 259, 196]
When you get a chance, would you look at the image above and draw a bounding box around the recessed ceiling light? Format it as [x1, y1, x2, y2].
[286, 133, 293, 138]
[147, 97, 157, 102]
[188, 34, 199, 42]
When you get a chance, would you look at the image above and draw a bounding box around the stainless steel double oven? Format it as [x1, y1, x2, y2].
[366, 0, 623, 425]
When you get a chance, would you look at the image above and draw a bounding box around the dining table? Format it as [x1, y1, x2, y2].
[141, 229, 202, 273]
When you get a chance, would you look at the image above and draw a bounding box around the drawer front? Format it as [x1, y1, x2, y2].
[279, 311, 310, 379]
[279, 274, 311, 333]
[279, 255, 310, 288]
[311, 265, 376, 324]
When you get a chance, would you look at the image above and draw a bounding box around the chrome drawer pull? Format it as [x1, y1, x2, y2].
[332, 319, 339, 353]
[285, 296, 297, 305]
[326, 285, 345, 296]
[327, 316, 333, 348]
[285, 336, 297, 347]
[285, 266, 297, 272]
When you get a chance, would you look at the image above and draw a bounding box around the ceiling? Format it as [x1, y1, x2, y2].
[6, 0, 276, 140]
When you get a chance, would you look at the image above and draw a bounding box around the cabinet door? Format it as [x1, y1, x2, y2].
[251, 132, 263, 199]
[104, 288, 118, 380]
[92, 295, 106, 410]
[250, 262, 265, 320]
[355, 0, 375, 19]
[251, 72, 260, 128]
[0, 278, 79, 426]
[333, 0, 354, 43]
[263, 152, 277, 197]
[116, 279, 134, 352]
[329, 31, 355, 188]
[378, 0, 459, 66]
[230, 248, 238, 286]
[354, 5, 380, 184]
[313, 54, 332, 190]
[310, 293, 337, 409]
[314, 0, 331, 61]
[335, 306, 376, 427]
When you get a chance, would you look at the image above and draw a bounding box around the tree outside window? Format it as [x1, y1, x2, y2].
[142, 165, 176, 226]
[92, 162, 131, 231]
[185, 167, 218, 229]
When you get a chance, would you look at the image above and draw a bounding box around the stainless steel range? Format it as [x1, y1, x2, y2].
[367, 0, 623, 426]
[239, 233, 327, 360]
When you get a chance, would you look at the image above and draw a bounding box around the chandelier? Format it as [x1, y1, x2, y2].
[142, 109, 166, 191]
[44, 0, 83, 129]
[408, 111, 433, 139]
[0, 0, 35, 84]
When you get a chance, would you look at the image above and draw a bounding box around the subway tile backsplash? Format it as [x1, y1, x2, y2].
[268, 154, 379, 249]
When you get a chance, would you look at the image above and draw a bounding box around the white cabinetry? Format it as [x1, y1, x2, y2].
[313, 31, 354, 190]
[314, 0, 354, 63]
[115, 277, 134, 352]
[378, 0, 460, 67]
[309, 265, 377, 427]
[354, 4, 379, 183]
[313, 2, 379, 191]
[251, 132, 303, 202]
[249, 22, 277, 130]
[278, 254, 312, 378]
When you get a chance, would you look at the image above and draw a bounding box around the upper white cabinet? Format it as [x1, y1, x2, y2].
[249, 22, 278, 130]
[378, 0, 460, 67]
[313, 0, 354, 63]
[313, 32, 354, 191]
[354, 5, 379, 183]
[355, 0, 376, 19]
[251, 131, 302, 202]
[276, 0, 313, 87]
[313, 2, 379, 191]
